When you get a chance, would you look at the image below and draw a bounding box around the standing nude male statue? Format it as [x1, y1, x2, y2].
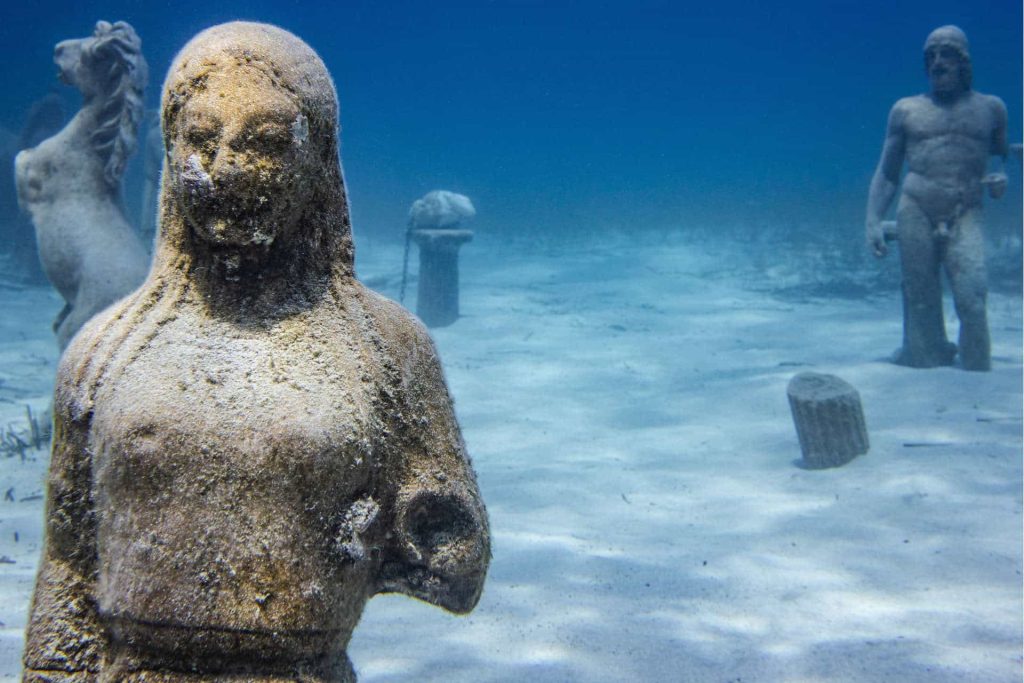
[865, 25, 1009, 371]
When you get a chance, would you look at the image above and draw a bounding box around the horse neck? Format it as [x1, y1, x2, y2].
[57, 94, 111, 145]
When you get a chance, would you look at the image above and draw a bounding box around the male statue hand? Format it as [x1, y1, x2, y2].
[982, 172, 1008, 199]
[866, 221, 888, 258]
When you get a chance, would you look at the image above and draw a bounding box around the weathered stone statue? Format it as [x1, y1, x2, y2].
[15, 21, 150, 350]
[23, 21, 490, 682]
[865, 25, 1009, 371]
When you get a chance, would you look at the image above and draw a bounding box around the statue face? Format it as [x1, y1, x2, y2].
[168, 68, 313, 248]
[53, 37, 90, 92]
[926, 43, 968, 97]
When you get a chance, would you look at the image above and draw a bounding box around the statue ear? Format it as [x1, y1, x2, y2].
[376, 487, 489, 614]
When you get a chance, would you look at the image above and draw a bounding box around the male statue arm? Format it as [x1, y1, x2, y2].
[23, 384, 104, 681]
[981, 96, 1009, 199]
[865, 103, 907, 258]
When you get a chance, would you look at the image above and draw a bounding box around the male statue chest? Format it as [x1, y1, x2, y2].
[903, 93, 996, 147]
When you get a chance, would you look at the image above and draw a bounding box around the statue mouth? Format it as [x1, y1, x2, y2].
[929, 66, 959, 91]
[186, 203, 282, 248]
[178, 155, 289, 224]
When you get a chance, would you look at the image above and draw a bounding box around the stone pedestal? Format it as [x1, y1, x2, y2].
[787, 372, 869, 469]
[412, 229, 473, 328]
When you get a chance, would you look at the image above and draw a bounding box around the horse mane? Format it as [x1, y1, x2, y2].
[82, 21, 148, 189]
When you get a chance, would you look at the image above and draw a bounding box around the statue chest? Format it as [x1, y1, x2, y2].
[88, 324, 387, 520]
[83, 320, 395, 638]
[906, 97, 995, 146]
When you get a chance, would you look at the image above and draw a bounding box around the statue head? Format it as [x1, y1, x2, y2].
[54, 21, 147, 188]
[924, 25, 972, 98]
[159, 22, 352, 278]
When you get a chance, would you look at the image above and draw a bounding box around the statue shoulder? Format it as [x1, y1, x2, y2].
[884, 96, 926, 130]
[892, 95, 928, 116]
[54, 326, 103, 423]
[977, 92, 1008, 119]
[54, 294, 140, 418]
[356, 284, 439, 364]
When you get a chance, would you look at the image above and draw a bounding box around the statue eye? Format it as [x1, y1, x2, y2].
[184, 125, 220, 147]
[253, 123, 292, 148]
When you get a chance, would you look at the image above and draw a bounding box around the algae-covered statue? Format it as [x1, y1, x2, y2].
[23, 21, 490, 682]
[15, 21, 150, 350]
[865, 25, 1009, 371]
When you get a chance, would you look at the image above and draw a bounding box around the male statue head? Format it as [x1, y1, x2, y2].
[923, 25, 972, 100]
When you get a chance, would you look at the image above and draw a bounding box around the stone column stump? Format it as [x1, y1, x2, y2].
[787, 372, 869, 469]
[412, 228, 473, 328]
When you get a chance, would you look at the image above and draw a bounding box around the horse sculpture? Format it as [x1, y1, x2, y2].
[15, 20, 150, 350]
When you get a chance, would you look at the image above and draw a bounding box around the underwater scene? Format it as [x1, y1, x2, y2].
[0, 0, 1021, 681]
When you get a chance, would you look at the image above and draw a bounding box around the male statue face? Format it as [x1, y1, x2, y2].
[168, 67, 313, 248]
[926, 45, 966, 96]
[924, 26, 971, 99]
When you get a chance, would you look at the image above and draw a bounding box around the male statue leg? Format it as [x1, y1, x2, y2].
[895, 197, 956, 367]
[945, 209, 991, 371]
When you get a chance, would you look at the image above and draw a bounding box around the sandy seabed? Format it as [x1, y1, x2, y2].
[0, 234, 1020, 682]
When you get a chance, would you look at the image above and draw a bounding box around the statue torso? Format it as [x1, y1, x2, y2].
[899, 91, 1001, 218]
[85, 296, 393, 657]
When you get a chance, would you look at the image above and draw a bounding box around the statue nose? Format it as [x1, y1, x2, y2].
[210, 149, 244, 184]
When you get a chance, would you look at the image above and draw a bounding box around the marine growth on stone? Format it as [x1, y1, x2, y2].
[23, 21, 490, 682]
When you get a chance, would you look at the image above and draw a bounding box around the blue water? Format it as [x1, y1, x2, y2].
[1, 0, 1020, 244]
[1, 2, 1022, 680]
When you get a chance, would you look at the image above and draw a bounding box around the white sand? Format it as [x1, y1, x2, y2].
[1, 235, 1020, 681]
[0, 281, 62, 679]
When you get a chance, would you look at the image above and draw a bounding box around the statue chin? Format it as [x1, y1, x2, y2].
[929, 69, 968, 99]
[932, 80, 961, 97]
[188, 213, 279, 248]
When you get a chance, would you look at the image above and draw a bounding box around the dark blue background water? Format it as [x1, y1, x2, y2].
[2, 0, 1021, 245]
